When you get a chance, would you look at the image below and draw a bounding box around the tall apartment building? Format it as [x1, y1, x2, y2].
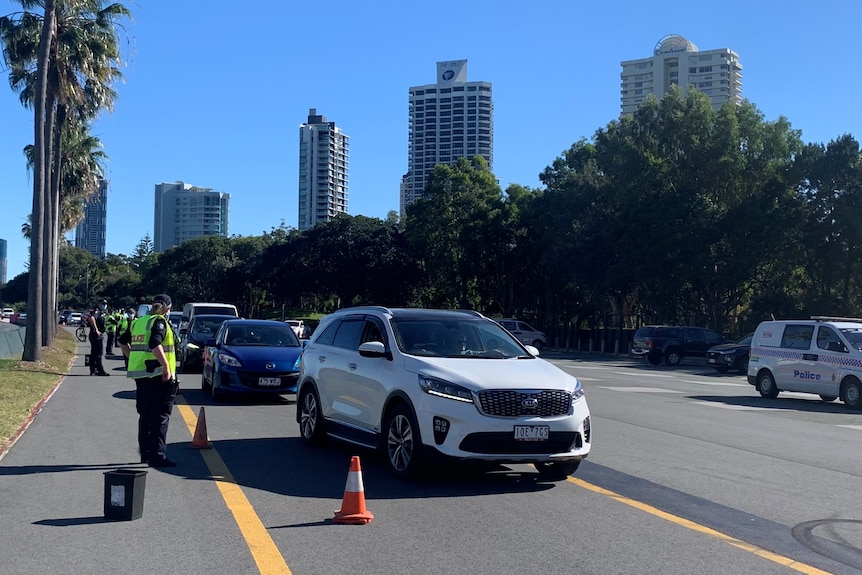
[153, 181, 230, 253]
[298, 108, 349, 230]
[74, 178, 108, 259]
[402, 59, 493, 215]
[0, 238, 7, 285]
[620, 34, 742, 115]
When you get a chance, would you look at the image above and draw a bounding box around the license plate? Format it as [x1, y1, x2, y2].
[514, 425, 549, 441]
[258, 377, 281, 387]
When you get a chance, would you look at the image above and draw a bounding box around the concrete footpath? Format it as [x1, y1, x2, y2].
[0, 329, 259, 574]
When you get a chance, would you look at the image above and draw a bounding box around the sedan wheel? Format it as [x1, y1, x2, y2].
[298, 387, 326, 445]
[384, 404, 421, 479]
[757, 371, 779, 399]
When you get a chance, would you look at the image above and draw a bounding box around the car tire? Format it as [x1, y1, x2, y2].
[714, 365, 729, 373]
[647, 354, 661, 366]
[736, 355, 749, 374]
[756, 371, 779, 399]
[819, 395, 837, 403]
[531, 339, 545, 350]
[535, 459, 581, 480]
[211, 380, 224, 402]
[664, 349, 681, 367]
[842, 378, 862, 410]
[201, 370, 210, 391]
[383, 403, 422, 480]
[298, 386, 327, 445]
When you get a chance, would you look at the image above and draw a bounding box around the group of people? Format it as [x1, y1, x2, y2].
[84, 294, 179, 468]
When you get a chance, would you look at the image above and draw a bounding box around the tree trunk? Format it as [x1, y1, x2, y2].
[41, 102, 57, 347]
[23, 0, 57, 362]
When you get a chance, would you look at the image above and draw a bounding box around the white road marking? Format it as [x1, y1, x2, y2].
[575, 377, 603, 381]
[599, 387, 684, 393]
[679, 379, 748, 387]
[610, 371, 674, 378]
[838, 425, 862, 431]
[690, 401, 781, 411]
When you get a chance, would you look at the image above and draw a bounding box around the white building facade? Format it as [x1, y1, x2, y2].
[298, 108, 349, 231]
[74, 178, 108, 259]
[153, 181, 230, 252]
[403, 60, 493, 215]
[620, 34, 742, 115]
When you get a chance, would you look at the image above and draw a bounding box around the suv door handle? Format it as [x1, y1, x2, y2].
[348, 363, 358, 370]
[318, 355, 326, 363]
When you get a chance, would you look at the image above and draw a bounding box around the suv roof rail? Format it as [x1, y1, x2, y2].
[340, 305, 393, 314]
[810, 316, 862, 322]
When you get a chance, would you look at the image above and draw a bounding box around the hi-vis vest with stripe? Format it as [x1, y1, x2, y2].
[127, 314, 175, 379]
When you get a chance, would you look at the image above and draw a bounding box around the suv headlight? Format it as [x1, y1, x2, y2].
[572, 380, 585, 402]
[419, 375, 474, 403]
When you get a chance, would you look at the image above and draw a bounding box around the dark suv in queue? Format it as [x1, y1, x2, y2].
[631, 325, 726, 366]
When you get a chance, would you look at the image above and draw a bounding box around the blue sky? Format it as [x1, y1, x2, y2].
[1, 0, 859, 281]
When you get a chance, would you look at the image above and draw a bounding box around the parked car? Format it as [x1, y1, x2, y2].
[178, 314, 236, 373]
[181, 302, 238, 332]
[496, 318, 546, 349]
[748, 317, 862, 409]
[706, 333, 753, 373]
[297, 306, 591, 481]
[68, 312, 83, 326]
[632, 325, 727, 366]
[285, 319, 307, 339]
[2, 308, 14, 320]
[168, 311, 183, 332]
[58, 309, 73, 324]
[201, 319, 302, 401]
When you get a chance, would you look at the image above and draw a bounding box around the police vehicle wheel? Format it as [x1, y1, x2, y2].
[819, 395, 837, 402]
[535, 459, 581, 481]
[384, 403, 422, 480]
[843, 379, 862, 410]
[757, 371, 779, 399]
[298, 386, 326, 445]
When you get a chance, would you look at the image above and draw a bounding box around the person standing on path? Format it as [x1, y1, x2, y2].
[126, 294, 178, 467]
[87, 300, 109, 376]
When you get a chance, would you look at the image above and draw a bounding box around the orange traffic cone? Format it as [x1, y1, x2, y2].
[333, 456, 374, 525]
[191, 406, 213, 449]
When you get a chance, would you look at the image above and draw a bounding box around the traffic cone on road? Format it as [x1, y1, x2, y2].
[191, 406, 213, 449]
[333, 456, 374, 525]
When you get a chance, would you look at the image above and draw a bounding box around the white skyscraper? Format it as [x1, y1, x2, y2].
[620, 34, 742, 115]
[74, 178, 108, 259]
[403, 60, 493, 215]
[153, 181, 230, 252]
[298, 109, 349, 231]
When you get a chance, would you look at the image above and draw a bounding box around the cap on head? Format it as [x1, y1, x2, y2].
[153, 294, 172, 307]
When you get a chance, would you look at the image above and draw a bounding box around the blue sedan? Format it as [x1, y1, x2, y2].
[201, 319, 303, 401]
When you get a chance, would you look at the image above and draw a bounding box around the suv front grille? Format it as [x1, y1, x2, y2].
[476, 389, 571, 417]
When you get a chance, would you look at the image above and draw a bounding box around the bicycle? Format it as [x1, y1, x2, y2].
[75, 325, 87, 342]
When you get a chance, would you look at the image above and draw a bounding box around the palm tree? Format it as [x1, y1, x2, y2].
[0, 0, 130, 354]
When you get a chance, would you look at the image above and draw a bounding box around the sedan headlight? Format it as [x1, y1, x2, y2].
[218, 353, 242, 367]
[419, 375, 474, 403]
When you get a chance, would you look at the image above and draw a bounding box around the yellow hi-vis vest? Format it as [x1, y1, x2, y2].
[127, 314, 175, 379]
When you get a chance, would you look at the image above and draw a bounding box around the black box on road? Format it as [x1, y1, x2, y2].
[103, 468, 147, 521]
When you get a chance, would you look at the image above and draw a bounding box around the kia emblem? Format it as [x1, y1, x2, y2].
[522, 397, 538, 409]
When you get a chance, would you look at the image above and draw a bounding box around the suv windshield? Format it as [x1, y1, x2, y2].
[391, 317, 527, 358]
[840, 328, 862, 351]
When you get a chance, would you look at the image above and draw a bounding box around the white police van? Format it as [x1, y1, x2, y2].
[747, 316, 862, 409]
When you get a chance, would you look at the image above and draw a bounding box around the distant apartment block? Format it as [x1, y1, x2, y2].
[153, 181, 230, 253]
[402, 59, 494, 215]
[74, 178, 108, 259]
[0, 238, 7, 284]
[298, 108, 349, 230]
[620, 34, 742, 115]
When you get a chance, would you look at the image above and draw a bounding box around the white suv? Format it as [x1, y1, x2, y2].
[296, 307, 591, 480]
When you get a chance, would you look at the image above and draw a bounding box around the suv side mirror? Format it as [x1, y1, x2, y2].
[358, 340, 390, 360]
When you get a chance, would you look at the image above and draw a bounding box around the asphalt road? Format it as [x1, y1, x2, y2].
[1, 333, 861, 574]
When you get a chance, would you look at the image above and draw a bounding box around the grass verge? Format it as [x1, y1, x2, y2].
[0, 329, 76, 447]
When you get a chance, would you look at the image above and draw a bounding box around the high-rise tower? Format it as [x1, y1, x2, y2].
[74, 178, 108, 259]
[403, 60, 493, 215]
[153, 181, 230, 252]
[298, 108, 349, 231]
[620, 35, 742, 115]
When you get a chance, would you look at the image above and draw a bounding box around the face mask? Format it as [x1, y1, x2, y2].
[99, 304, 107, 311]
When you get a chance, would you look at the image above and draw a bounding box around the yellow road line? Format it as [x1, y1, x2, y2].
[567, 477, 831, 575]
[176, 400, 292, 575]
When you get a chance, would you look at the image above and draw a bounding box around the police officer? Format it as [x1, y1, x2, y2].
[104, 306, 118, 355]
[126, 294, 178, 467]
[87, 299, 109, 376]
[117, 308, 136, 370]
